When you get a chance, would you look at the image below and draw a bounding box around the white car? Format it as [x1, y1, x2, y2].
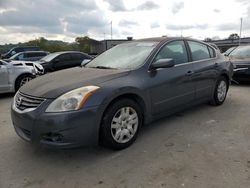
[0, 59, 44, 94]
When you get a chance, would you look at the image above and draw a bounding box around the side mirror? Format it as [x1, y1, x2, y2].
[81, 59, 91, 67]
[151, 58, 175, 70]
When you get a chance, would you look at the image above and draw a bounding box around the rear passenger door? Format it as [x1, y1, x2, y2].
[187, 40, 218, 100]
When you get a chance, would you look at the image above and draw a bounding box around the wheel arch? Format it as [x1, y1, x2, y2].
[220, 73, 230, 88]
[14, 72, 34, 92]
[98, 91, 149, 142]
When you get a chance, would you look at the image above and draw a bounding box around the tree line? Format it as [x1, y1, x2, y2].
[0, 36, 93, 54]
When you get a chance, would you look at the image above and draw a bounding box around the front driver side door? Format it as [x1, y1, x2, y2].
[149, 40, 195, 115]
[53, 54, 72, 71]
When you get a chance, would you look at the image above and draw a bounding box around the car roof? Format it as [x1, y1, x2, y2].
[135, 37, 190, 43]
[22, 51, 48, 54]
[52, 51, 86, 55]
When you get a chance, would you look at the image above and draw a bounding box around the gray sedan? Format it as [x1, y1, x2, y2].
[11, 37, 233, 150]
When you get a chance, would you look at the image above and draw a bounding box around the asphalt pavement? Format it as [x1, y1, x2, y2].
[0, 84, 250, 188]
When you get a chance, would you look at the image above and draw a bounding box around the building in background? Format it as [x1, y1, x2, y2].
[89, 37, 133, 55]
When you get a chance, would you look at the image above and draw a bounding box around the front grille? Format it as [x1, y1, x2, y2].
[15, 92, 45, 111]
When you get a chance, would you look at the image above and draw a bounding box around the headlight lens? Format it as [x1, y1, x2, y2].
[45, 86, 100, 112]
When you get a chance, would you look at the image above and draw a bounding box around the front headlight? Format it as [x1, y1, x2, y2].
[46, 86, 100, 112]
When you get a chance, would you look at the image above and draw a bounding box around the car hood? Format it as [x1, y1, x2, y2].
[19, 67, 130, 98]
[230, 58, 250, 65]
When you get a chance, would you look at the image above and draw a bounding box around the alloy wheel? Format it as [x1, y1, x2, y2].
[111, 107, 139, 144]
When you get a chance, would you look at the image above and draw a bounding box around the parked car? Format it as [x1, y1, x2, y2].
[223, 46, 237, 56]
[0, 60, 40, 94]
[1, 46, 40, 59]
[229, 45, 250, 82]
[8, 51, 49, 62]
[11, 61, 44, 75]
[36, 51, 93, 73]
[11, 37, 233, 150]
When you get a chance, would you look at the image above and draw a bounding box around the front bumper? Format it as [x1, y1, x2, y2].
[11, 99, 103, 148]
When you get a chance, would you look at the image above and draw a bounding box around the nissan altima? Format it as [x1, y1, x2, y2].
[11, 37, 234, 150]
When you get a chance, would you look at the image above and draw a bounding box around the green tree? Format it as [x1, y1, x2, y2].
[75, 36, 91, 53]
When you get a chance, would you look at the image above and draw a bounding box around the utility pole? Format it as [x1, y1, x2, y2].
[239, 17, 243, 46]
[110, 21, 113, 40]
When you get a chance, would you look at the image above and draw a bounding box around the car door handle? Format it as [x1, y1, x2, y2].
[185, 70, 194, 76]
[214, 63, 219, 67]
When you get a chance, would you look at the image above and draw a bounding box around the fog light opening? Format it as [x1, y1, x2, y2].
[42, 133, 63, 142]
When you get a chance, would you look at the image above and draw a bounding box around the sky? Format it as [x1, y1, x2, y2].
[0, 0, 250, 44]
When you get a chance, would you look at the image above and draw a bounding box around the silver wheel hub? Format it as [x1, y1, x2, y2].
[111, 107, 139, 144]
[217, 80, 227, 102]
[20, 77, 32, 87]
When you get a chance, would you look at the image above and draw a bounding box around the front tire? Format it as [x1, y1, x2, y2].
[210, 76, 228, 106]
[100, 99, 143, 150]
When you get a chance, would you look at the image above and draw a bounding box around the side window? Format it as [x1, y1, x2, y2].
[155, 40, 188, 65]
[17, 53, 24, 60]
[71, 53, 85, 60]
[26, 53, 36, 58]
[208, 46, 216, 58]
[188, 41, 210, 61]
[58, 54, 71, 61]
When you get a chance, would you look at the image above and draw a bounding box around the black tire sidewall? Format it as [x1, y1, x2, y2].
[101, 99, 143, 150]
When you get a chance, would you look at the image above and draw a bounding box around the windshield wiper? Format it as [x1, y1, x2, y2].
[91, 66, 116, 69]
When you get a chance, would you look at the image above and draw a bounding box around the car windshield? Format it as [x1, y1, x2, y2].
[86, 42, 158, 69]
[9, 52, 21, 60]
[40, 53, 59, 62]
[0, 59, 8, 64]
[229, 46, 250, 59]
[224, 47, 236, 56]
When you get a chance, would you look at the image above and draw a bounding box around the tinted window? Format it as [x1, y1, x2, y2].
[17, 53, 24, 60]
[58, 54, 71, 61]
[188, 41, 210, 61]
[155, 40, 188, 65]
[208, 46, 216, 58]
[71, 53, 85, 60]
[26, 52, 46, 57]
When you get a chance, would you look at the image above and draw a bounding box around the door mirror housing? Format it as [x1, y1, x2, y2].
[81, 59, 91, 67]
[151, 58, 175, 70]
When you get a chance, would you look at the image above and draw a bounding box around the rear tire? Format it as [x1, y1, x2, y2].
[100, 99, 143, 150]
[15, 74, 33, 92]
[210, 76, 228, 106]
